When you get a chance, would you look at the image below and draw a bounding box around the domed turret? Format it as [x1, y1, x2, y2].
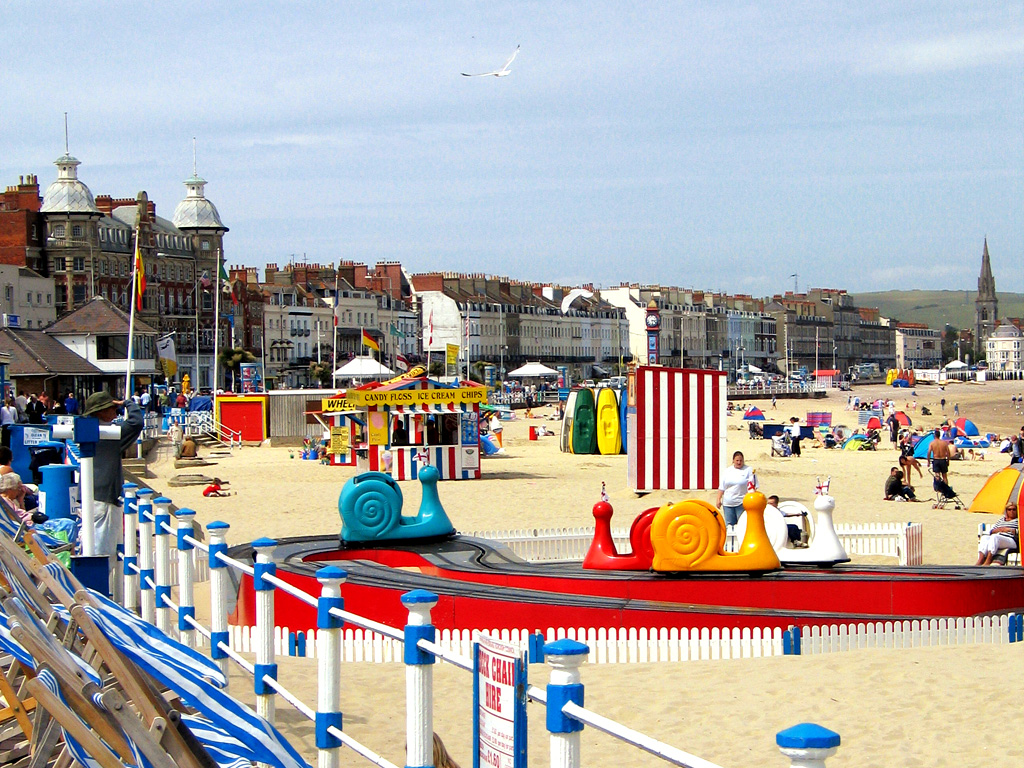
[172, 173, 228, 231]
[40, 153, 100, 214]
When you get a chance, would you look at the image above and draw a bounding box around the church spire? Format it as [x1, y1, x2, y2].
[978, 237, 996, 300]
[975, 238, 998, 352]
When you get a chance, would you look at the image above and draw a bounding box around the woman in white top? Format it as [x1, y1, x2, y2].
[716, 451, 757, 527]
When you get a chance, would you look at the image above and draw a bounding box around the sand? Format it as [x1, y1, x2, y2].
[145, 379, 1024, 768]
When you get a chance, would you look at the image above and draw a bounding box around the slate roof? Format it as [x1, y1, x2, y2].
[0, 328, 103, 377]
[45, 296, 157, 336]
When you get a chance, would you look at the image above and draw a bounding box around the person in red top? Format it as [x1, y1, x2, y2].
[202, 478, 230, 497]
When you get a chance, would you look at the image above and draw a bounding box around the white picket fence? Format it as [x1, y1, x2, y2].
[468, 521, 925, 566]
[220, 614, 1018, 663]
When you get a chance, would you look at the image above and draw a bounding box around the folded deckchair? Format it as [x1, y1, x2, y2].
[2, 529, 312, 768]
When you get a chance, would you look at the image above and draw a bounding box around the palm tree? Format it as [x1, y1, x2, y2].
[308, 361, 333, 388]
[217, 347, 257, 392]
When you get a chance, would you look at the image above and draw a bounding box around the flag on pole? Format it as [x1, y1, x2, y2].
[362, 329, 379, 352]
[427, 310, 434, 347]
[396, 353, 409, 372]
[134, 236, 146, 311]
[199, 270, 212, 289]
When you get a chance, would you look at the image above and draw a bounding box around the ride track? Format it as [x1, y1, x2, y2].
[229, 534, 1024, 633]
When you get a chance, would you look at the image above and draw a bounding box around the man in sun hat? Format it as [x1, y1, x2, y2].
[81, 391, 144, 588]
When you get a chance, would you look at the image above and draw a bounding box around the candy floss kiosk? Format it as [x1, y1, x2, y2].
[346, 376, 486, 481]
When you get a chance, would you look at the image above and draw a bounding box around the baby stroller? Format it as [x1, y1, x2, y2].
[771, 432, 792, 457]
[932, 473, 965, 510]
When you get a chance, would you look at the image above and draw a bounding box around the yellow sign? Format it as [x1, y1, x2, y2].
[329, 426, 349, 454]
[446, 343, 459, 366]
[346, 387, 487, 407]
[321, 397, 348, 411]
[367, 411, 389, 445]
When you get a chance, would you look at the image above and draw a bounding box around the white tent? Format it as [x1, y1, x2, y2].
[508, 362, 559, 377]
[944, 360, 968, 370]
[745, 364, 763, 374]
[333, 357, 394, 378]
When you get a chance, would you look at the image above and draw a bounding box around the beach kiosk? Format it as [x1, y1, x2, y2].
[345, 375, 487, 481]
[314, 393, 361, 467]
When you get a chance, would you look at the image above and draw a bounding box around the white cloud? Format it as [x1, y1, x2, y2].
[860, 30, 1024, 75]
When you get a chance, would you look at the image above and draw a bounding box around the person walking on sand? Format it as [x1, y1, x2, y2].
[953, 402, 959, 417]
[926, 427, 956, 485]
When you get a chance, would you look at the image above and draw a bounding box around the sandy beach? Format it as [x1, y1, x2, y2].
[148, 379, 1024, 767]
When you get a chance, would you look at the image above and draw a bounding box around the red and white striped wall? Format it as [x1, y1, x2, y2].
[627, 366, 726, 492]
[390, 446, 479, 481]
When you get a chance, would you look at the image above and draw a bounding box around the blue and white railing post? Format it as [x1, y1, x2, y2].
[776, 724, 840, 767]
[121, 483, 139, 611]
[175, 508, 197, 648]
[253, 538, 278, 725]
[136, 489, 156, 625]
[402, 589, 438, 768]
[153, 496, 173, 635]
[208, 521, 231, 685]
[544, 639, 589, 768]
[316, 567, 347, 768]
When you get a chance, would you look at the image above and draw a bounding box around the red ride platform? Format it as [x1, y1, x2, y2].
[230, 535, 1024, 633]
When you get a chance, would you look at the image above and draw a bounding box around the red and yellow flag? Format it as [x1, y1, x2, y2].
[134, 235, 146, 311]
[362, 329, 379, 352]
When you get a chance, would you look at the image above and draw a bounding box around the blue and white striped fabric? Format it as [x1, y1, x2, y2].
[181, 715, 258, 768]
[0, 550, 45, 612]
[2, 597, 101, 685]
[82, 592, 311, 768]
[41, 561, 81, 601]
[85, 591, 226, 688]
[0, 620, 33, 667]
[35, 669, 107, 768]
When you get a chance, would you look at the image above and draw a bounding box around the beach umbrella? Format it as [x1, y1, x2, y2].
[742, 407, 765, 421]
[968, 464, 1024, 514]
[894, 411, 912, 426]
[866, 416, 882, 430]
[954, 417, 979, 436]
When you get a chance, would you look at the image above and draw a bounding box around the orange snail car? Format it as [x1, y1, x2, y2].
[649, 491, 782, 573]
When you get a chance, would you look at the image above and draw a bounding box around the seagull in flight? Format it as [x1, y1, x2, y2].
[462, 45, 520, 77]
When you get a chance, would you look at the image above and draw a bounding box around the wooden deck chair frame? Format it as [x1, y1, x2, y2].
[11, 538, 217, 768]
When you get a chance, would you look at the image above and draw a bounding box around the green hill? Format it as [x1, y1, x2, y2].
[850, 290, 1024, 330]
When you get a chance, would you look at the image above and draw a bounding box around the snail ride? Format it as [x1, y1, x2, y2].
[232, 470, 1024, 633]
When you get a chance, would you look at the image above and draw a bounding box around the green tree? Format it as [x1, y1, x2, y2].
[217, 347, 257, 392]
[308, 361, 333, 387]
[941, 327, 958, 363]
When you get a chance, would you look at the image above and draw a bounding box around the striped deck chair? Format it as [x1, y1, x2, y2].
[10, 537, 311, 768]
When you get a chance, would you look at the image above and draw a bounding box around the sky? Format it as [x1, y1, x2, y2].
[2, 2, 1021, 296]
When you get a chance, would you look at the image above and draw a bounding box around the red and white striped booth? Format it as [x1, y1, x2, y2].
[347, 376, 487, 482]
[627, 365, 727, 492]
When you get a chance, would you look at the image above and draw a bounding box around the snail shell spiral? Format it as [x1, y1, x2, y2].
[650, 500, 725, 569]
[339, 472, 403, 541]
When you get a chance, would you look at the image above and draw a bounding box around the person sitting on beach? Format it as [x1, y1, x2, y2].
[0, 472, 45, 527]
[884, 467, 917, 501]
[179, 436, 198, 459]
[202, 478, 230, 497]
[976, 502, 1018, 566]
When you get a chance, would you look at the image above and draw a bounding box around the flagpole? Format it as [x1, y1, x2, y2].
[125, 225, 140, 399]
[213, 249, 221, 393]
[332, 266, 340, 390]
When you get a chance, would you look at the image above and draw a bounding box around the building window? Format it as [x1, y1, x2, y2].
[54, 257, 66, 271]
[72, 285, 87, 305]
[202, 293, 213, 311]
[201, 239, 211, 251]
[99, 229, 106, 242]
[72, 224, 83, 238]
[53, 224, 65, 239]
[25, 320, 31, 328]
[100, 261, 108, 275]
[46, 293, 51, 305]
[25, 293, 31, 305]
[73, 257, 85, 271]
[31, 224, 37, 240]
